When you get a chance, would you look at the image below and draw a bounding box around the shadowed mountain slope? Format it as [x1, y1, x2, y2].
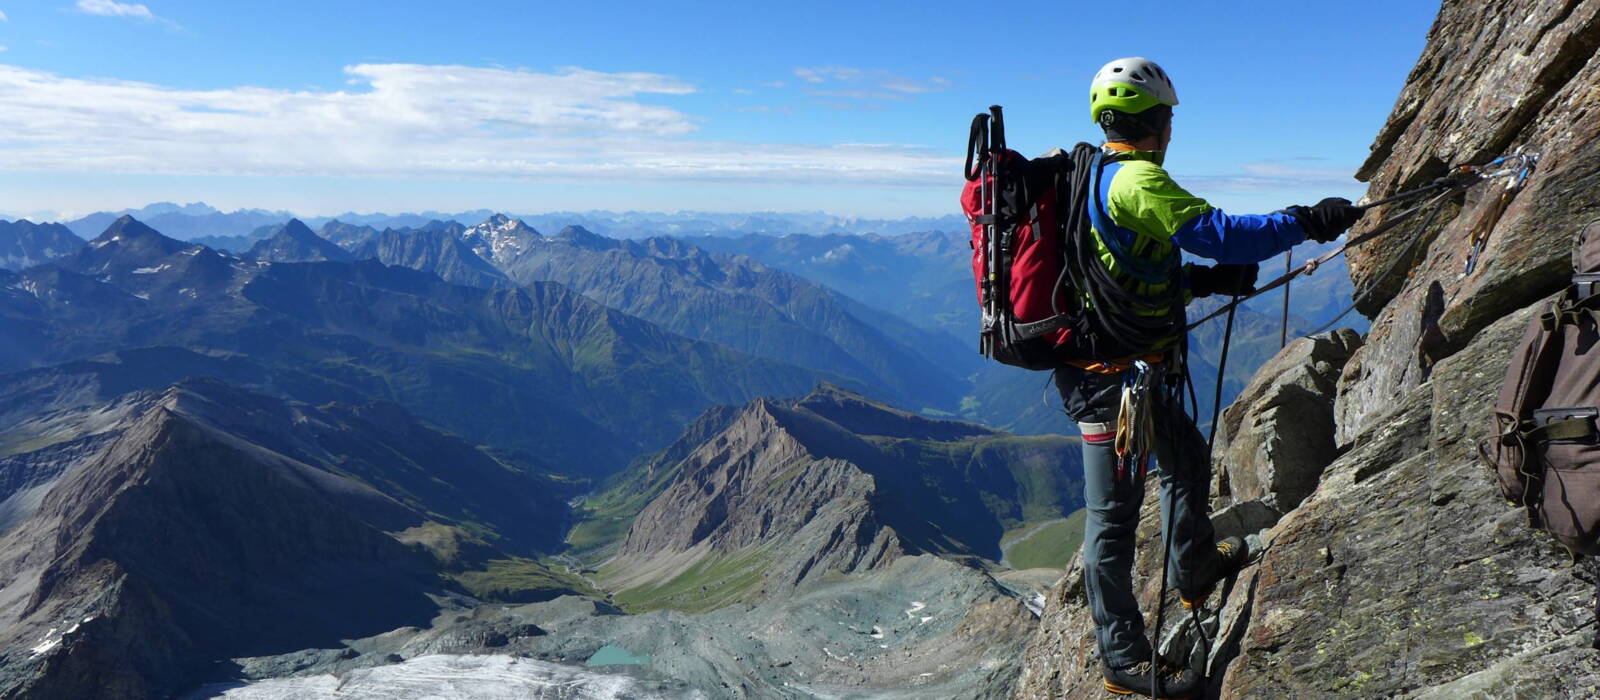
[0, 220, 83, 271]
[0, 378, 584, 697]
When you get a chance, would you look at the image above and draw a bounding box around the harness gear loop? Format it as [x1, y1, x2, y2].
[1114, 359, 1158, 481]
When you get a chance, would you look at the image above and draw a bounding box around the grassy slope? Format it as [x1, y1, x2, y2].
[452, 557, 601, 603]
[1002, 509, 1088, 570]
[605, 546, 777, 613]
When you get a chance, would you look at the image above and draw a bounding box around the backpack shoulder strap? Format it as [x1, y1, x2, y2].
[1086, 151, 1171, 285]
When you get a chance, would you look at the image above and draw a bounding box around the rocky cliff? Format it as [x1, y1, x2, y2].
[1015, 0, 1600, 696]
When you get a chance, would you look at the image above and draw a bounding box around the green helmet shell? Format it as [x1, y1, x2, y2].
[1090, 57, 1179, 124]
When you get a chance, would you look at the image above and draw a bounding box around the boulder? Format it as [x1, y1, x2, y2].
[1213, 330, 1361, 515]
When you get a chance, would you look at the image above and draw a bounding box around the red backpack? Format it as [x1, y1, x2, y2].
[961, 106, 1088, 370]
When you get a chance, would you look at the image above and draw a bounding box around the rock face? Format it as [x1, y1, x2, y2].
[350, 226, 509, 288]
[1213, 329, 1361, 515]
[1015, 1, 1600, 696]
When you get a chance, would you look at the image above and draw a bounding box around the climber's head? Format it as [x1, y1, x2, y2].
[1090, 57, 1178, 151]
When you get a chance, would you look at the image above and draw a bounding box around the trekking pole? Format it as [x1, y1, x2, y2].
[988, 106, 1009, 349]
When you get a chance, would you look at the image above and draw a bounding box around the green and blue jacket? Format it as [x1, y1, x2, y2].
[1090, 143, 1306, 309]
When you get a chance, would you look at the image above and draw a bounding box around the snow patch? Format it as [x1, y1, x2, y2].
[29, 627, 59, 657]
[131, 265, 168, 274]
[904, 601, 926, 619]
[188, 654, 707, 699]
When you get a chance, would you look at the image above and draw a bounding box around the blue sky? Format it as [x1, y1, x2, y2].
[0, 0, 1440, 220]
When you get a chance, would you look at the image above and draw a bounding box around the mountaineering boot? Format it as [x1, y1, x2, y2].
[1101, 657, 1202, 699]
[1180, 536, 1249, 610]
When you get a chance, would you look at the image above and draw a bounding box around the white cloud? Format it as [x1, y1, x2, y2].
[75, 0, 155, 19]
[0, 10, 8, 21]
[1182, 160, 1362, 193]
[791, 66, 950, 101]
[0, 63, 955, 186]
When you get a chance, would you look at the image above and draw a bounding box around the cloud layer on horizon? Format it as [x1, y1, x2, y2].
[0, 62, 957, 186]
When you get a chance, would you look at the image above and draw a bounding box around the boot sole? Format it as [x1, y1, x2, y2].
[1102, 680, 1198, 699]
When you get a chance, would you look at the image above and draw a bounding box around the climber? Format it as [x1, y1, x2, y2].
[1063, 57, 1363, 699]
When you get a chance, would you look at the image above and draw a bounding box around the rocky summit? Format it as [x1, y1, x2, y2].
[1015, 0, 1600, 696]
[586, 383, 1083, 613]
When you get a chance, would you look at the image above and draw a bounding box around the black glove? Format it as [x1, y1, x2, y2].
[1188, 263, 1259, 298]
[1288, 197, 1363, 243]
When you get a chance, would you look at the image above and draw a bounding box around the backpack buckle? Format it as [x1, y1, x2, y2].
[1529, 407, 1600, 444]
[1574, 273, 1600, 303]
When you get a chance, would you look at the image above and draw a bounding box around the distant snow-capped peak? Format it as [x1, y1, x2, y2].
[462, 214, 541, 264]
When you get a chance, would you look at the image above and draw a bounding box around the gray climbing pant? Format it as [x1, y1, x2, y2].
[1055, 365, 1221, 668]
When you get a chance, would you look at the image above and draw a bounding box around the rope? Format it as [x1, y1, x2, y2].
[1302, 197, 1448, 337]
[1184, 188, 1457, 331]
[1207, 298, 1237, 450]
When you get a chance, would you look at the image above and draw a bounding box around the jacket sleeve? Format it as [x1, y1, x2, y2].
[1170, 208, 1307, 264]
[1108, 161, 1307, 265]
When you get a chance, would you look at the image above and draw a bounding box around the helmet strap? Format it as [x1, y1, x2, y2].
[1100, 105, 1172, 147]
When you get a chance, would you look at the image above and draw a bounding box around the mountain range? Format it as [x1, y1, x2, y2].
[59, 203, 967, 245]
[241, 215, 974, 415]
[3, 216, 837, 473]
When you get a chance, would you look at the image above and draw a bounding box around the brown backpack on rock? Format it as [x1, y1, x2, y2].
[1482, 220, 1600, 557]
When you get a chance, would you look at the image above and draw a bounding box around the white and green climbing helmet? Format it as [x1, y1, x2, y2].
[1089, 57, 1179, 124]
